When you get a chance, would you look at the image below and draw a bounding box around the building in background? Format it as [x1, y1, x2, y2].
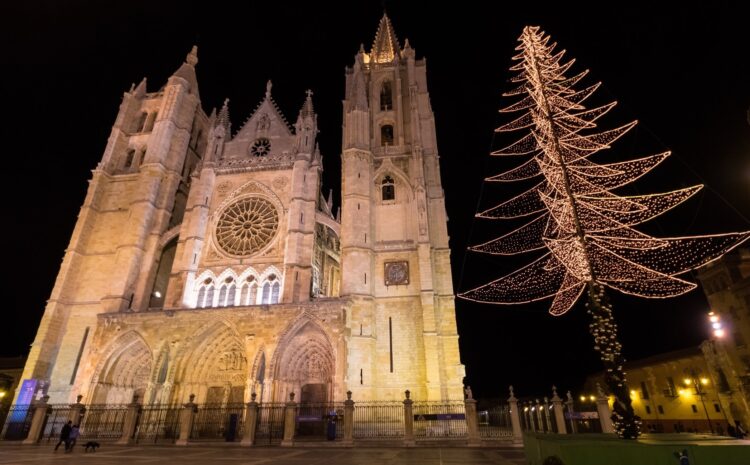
[698, 247, 750, 428]
[583, 248, 750, 433]
[584, 347, 732, 433]
[15, 14, 464, 406]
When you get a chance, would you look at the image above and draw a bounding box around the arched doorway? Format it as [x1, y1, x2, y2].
[175, 322, 247, 405]
[272, 320, 335, 403]
[90, 332, 152, 404]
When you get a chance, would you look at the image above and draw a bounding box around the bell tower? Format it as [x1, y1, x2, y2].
[341, 15, 464, 400]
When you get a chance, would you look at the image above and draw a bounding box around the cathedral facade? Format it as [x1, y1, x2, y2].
[18, 15, 465, 406]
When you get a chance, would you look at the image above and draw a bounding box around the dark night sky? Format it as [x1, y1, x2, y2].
[2, 1, 749, 400]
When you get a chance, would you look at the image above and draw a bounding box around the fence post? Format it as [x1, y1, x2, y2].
[565, 391, 577, 433]
[507, 386, 523, 443]
[241, 393, 259, 446]
[535, 399, 544, 432]
[403, 390, 415, 446]
[68, 394, 86, 426]
[176, 393, 197, 446]
[281, 392, 297, 447]
[464, 386, 481, 446]
[343, 390, 354, 446]
[22, 395, 49, 444]
[551, 386, 567, 434]
[116, 395, 142, 445]
[595, 383, 615, 434]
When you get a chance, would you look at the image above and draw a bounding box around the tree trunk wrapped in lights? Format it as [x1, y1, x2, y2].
[458, 26, 749, 439]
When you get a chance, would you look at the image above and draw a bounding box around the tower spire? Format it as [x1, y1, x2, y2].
[371, 13, 400, 64]
[217, 98, 231, 135]
[300, 89, 315, 118]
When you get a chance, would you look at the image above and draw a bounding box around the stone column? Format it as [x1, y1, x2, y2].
[507, 386, 523, 443]
[595, 383, 615, 434]
[403, 390, 415, 447]
[565, 391, 577, 434]
[343, 390, 354, 446]
[240, 393, 259, 446]
[535, 399, 544, 432]
[176, 394, 197, 446]
[116, 395, 142, 445]
[551, 387, 567, 434]
[23, 395, 50, 444]
[281, 392, 297, 447]
[543, 397, 552, 433]
[464, 387, 480, 446]
[68, 395, 86, 426]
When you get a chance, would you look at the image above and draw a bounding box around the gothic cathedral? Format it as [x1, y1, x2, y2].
[18, 15, 465, 405]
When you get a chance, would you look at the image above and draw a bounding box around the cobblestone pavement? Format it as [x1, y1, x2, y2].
[0, 444, 527, 465]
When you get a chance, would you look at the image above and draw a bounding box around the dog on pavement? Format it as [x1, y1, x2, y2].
[84, 441, 100, 452]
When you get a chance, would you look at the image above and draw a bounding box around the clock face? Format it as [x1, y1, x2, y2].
[384, 261, 409, 286]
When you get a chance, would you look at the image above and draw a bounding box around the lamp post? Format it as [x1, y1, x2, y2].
[683, 371, 713, 434]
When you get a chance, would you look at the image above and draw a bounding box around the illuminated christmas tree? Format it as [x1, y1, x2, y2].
[458, 26, 750, 438]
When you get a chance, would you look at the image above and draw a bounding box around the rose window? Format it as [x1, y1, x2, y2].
[215, 197, 279, 256]
[250, 138, 271, 157]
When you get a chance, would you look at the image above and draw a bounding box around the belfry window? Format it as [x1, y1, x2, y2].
[382, 176, 395, 201]
[381, 125, 394, 146]
[380, 81, 393, 111]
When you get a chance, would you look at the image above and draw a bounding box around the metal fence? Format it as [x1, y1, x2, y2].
[191, 403, 245, 440]
[80, 405, 129, 440]
[353, 402, 404, 439]
[255, 403, 285, 444]
[40, 405, 72, 443]
[133, 404, 181, 444]
[412, 402, 468, 440]
[295, 402, 344, 441]
[1, 405, 32, 440]
[478, 404, 513, 438]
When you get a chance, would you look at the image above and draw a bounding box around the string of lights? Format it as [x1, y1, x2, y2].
[458, 25, 749, 438]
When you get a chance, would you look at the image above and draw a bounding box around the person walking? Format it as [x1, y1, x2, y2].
[65, 424, 80, 452]
[54, 421, 72, 451]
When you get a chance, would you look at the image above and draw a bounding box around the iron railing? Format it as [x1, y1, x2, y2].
[294, 402, 344, 441]
[412, 402, 468, 440]
[41, 405, 72, 443]
[478, 404, 513, 438]
[1, 405, 33, 440]
[79, 404, 129, 440]
[133, 404, 181, 444]
[353, 402, 405, 439]
[191, 403, 245, 440]
[255, 403, 285, 444]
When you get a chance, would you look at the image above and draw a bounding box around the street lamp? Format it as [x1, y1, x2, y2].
[683, 371, 713, 434]
[708, 311, 725, 339]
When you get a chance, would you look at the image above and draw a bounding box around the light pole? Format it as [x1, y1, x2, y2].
[683, 371, 713, 434]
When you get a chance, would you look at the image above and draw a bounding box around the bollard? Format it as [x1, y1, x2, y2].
[403, 390, 415, 447]
[116, 394, 142, 445]
[508, 386, 523, 443]
[551, 386, 567, 434]
[241, 392, 259, 446]
[343, 390, 354, 446]
[23, 395, 50, 444]
[281, 392, 297, 447]
[176, 394, 197, 446]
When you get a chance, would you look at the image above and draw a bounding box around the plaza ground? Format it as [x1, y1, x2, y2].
[0, 444, 527, 465]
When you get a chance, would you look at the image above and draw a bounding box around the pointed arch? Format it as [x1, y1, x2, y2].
[269, 315, 336, 403]
[89, 331, 153, 404]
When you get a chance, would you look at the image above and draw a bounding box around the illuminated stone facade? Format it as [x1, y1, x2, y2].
[17, 15, 464, 405]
